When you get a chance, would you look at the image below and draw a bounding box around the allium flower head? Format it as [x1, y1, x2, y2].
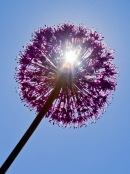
[15, 22, 117, 128]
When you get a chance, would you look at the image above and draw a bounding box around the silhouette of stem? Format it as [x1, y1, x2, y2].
[0, 75, 65, 174]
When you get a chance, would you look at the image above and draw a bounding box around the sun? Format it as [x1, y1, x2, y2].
[65, 50, 77, 63]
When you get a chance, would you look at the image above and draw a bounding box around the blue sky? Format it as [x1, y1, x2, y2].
[0, 0, 130, 173]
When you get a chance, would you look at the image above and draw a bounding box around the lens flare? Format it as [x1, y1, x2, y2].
[65, 51, 77, 63]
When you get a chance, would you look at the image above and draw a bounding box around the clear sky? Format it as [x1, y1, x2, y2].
[0, 0, 130, 173]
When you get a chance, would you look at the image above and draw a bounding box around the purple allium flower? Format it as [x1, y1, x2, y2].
[15, 22, 117, 128]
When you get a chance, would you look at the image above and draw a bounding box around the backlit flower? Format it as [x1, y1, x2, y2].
[15, 23, 117, 128]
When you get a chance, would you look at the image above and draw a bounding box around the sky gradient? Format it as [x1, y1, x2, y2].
[0, 0, 130, 173]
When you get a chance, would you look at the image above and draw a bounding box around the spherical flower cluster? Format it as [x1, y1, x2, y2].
[15, 23, 117, 128]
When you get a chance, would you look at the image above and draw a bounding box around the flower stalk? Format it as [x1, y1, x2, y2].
[0, 74, 65, 174]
